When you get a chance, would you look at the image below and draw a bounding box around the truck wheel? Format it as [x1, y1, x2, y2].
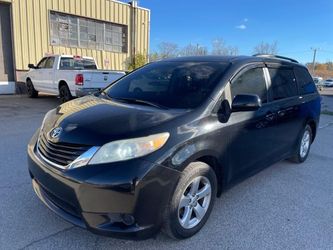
[26, 79, 38, 98]
[59, 84, 72, 103]
[162, 162, 217, 239]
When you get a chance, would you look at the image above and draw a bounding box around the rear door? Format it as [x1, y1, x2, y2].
[265, 64, 303, 155]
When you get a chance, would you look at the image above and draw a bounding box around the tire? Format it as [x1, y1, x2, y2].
[162, 161, 217, 239]
[289, 124, 313, 163]
[59, 84, 72, 103]
[26, 79, 38, 98]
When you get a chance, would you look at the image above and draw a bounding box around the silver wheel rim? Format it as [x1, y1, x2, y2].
[178, 176, 211, 229]
[300, 130, 310, 158]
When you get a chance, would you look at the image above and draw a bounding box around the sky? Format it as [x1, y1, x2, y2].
[138, 0, 333, 63]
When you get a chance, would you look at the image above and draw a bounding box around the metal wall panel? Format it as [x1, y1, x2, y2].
[8, 0, 149, 72]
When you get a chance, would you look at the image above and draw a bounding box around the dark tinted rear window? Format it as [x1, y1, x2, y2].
[294, 67, 316, 95]
[269, 68, 298, 100]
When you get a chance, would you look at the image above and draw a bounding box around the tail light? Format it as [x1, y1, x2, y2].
[75, 74, 84, 86]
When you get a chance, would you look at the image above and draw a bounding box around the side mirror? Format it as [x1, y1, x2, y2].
[28, 63, 36, 69]
[232, 94, 262, 112]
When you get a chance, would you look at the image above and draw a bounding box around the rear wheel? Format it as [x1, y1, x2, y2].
[59, 84, 72, 103]
[26, 79, 38, 98]
[162, 162, 217, 239]
[290, 124, 312, 163]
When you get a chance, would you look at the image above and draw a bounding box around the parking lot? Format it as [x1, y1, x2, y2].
[1, 94, 333, 250]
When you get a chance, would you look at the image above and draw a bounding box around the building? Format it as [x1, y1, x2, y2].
[0, 0, 150, 94]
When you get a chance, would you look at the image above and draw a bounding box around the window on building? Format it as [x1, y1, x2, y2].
[269, 68, 298, 100]
[50, 11, 128, 53]
[294, 67, 316, 95]
[231, 67, 268, 103]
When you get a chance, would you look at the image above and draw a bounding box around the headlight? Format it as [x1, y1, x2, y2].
[88, 133, 170, 165]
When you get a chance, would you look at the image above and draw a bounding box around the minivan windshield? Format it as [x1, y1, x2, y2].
[105, 61, 229, 109]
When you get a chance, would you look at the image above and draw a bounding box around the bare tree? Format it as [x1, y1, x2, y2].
[211, 38, 239, 56]
[180, 43, 208, 56]
[157, 42, 179, 58]
[253, 41, 278, 54]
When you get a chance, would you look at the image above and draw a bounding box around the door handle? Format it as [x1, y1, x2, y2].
[265, 112, 275, 121]
[277, 110, 286, 117]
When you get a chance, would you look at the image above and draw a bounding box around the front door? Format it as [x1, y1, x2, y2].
[222, 64, 279, 181]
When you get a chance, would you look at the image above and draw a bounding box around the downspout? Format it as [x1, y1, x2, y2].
[129, 1, 137, 66]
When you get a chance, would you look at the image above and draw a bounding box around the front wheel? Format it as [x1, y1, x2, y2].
[289, 124, 313, 163]
[26, 79, 38, 98]
[162, 162, 217, 239]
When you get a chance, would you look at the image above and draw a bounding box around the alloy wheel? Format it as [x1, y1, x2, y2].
[178, 176, 212, 229]
[300, 130, 310, 158]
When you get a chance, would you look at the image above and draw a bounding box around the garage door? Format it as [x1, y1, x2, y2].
[0, 3, 14, 93]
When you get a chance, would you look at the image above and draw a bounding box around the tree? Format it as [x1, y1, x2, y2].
[125, 53, 147, 71]
[211, 38, 239, 56]
[253, 41, 278, 54]
[180, 43, 208, 56]
[158, 42, 179, 58]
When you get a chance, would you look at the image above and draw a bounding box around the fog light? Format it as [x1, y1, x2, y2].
[122, 214, 135, 226]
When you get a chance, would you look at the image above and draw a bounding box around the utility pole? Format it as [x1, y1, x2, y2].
[311, 48, 318, 76]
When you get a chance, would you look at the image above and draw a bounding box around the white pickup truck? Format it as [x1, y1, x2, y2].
[25, 55, 126, 102]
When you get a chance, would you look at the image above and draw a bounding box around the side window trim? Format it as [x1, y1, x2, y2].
[230, 64, 268, 104]
[212, 63, 268, 113]
[263, 67, 273, 102]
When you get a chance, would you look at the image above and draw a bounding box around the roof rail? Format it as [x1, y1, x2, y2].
[253, 54, 299, 63]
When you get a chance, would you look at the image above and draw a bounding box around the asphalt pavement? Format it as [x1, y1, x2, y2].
[0, 94, 332, 250]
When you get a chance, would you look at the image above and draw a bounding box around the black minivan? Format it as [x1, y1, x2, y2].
[27, 55, 321, 239]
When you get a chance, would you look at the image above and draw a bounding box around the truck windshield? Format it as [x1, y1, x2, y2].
[59, 58, 97, 70]
[105, 61, 229, 109]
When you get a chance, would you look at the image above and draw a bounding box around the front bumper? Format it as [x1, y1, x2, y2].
[27, 131, 181, 239]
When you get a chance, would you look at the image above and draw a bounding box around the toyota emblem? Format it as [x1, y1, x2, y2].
[50, 127, 62, 139]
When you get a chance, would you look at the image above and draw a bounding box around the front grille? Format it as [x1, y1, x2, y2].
[40, 183, 81, 219]
[38, 133, 90, 167]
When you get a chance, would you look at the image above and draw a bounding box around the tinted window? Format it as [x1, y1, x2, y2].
[59, 58, 97, 70]
[36, 57, 48, 69]
[294, 67, 316, 95]
[231, 67, 267, 103]
[44, 57, 55, 69]
[105, 61, 229, 109]
[269, 68, 297, 100]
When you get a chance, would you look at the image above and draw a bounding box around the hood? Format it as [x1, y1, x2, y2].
[42, 95, 184, 146]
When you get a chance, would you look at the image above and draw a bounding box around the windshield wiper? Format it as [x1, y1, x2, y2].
[111, 97, 168, 109]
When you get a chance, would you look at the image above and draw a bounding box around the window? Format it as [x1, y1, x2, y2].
[44, 57, 55, 69]
[36, 57, 48, 69]
[50, 11, 128, 53]
[105, 62, 229, 109]
[59, 57, 97, 70]
[294, 67, 316, 95]
[269, 68, 298, 100]
[231, 67, 267, 103]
